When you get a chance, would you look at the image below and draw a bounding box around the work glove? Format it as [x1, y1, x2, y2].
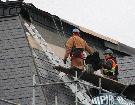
[63, 58, 67, 64]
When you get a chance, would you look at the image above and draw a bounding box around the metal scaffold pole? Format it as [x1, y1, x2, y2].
[0, 98, 20, 105]
[32, 74, 36, 105]
[99, 78, 102, 94]
[55, 96, 58, 105]
[75, 71, 78, 105]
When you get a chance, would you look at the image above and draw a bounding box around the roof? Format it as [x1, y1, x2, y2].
[118, 43, 135, 56]
[0, 16, 38, 104]
[0, 15, 75, 105]
[62, 19, 118, 44]
[0, 1, 135, 56]
[79, 26, 118, 44]
[0, 1, 135, 103]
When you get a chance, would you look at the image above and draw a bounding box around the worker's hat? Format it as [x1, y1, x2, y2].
[104, 49, 113, 55]
[72, 28, 80, 33]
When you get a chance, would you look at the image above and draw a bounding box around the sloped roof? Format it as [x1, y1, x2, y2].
[25, 3, 135, 55]
[62, 19, 118, 44]
[0, 15, 75, 105]
[0, 16, 40, 104]
[79, 26, 118, 44]
[118, 43, 135, 56]
[1, 1, 135, 56]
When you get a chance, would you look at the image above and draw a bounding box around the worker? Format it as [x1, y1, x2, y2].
[63, 28, 94, 70]
[102, 49, 118, 81]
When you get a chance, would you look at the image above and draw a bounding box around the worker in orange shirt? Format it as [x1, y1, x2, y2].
[63, 28, 94, 70]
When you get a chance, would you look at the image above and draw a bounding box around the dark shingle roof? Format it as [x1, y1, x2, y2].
[0, 15, 75, 105]
[0, 16, 36, 104]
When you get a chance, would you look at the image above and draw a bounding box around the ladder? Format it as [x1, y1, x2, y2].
[24, 23, 92, 105]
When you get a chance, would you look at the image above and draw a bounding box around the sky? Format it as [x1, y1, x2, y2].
[4, 0, 135, 48]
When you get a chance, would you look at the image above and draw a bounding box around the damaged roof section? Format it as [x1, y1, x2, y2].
[24, 22, 92, 104]
[0, 8, 77, 105]
[32, 48, 75, 105]
[23, 2, 135, 56]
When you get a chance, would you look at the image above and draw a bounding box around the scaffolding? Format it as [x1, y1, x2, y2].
[31, 71, 113, 105]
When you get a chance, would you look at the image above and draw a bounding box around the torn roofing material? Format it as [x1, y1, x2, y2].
[25, 22, 93, 105]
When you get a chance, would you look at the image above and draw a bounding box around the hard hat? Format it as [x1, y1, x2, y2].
[104, 49, 113, 55]
[72, 28, 80, 33]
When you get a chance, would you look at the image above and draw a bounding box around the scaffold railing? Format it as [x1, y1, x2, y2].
[0, 98, 21, 105]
